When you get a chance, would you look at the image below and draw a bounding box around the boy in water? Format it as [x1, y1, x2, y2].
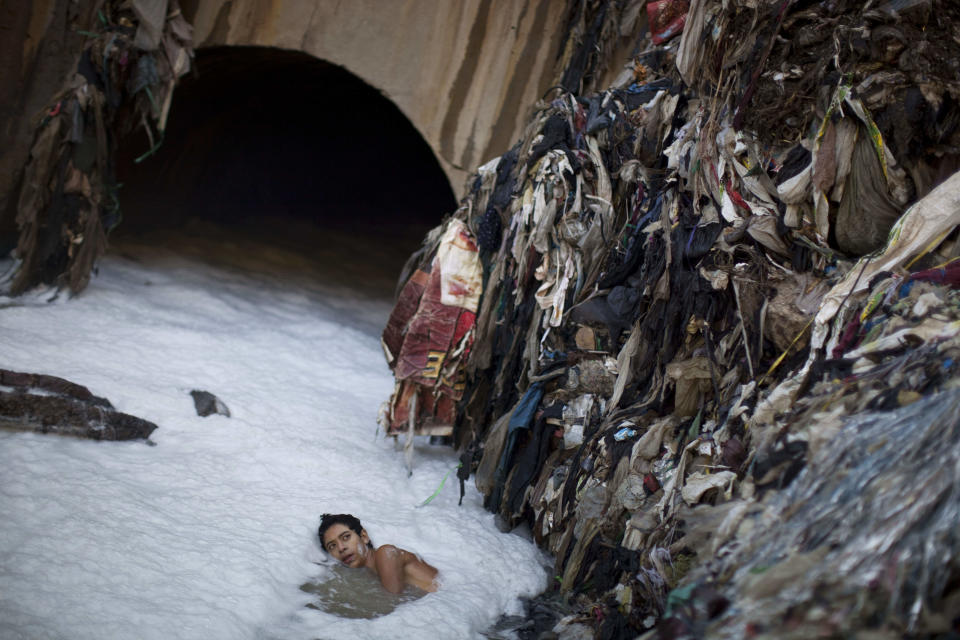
[318, 513, 438, 593]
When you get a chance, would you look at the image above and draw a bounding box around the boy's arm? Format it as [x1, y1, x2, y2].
[374, 545, 407, 594]
[404, 553, 439, 592]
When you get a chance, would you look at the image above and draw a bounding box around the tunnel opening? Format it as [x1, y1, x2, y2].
[114, 46, 456, 258]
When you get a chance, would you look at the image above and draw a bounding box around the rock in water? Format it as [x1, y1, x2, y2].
[0, 368, 157, 440]
[190, 390, 230, 418]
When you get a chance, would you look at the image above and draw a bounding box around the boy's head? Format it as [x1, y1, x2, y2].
[318, 513, 373, 550]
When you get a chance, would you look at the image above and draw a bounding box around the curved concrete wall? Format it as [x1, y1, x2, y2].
[187, 0, 568, 193]
[1, 0, 568, 224]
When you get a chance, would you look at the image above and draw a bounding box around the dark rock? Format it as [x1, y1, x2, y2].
[190, 390, 230, 417]
[0, 368, 113, 408]
[0, 371, 157, 441]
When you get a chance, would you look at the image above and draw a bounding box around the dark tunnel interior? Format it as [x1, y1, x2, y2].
[114, 47, 457, 249]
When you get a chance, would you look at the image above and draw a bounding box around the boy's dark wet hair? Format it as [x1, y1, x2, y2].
[318, 513, 373, 549]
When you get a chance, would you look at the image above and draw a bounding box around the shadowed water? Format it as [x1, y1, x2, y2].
[300, 563, 426, 619]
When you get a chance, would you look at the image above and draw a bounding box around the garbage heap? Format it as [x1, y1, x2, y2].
[382, 0, 960, 636]
[8, 0, 193, 295]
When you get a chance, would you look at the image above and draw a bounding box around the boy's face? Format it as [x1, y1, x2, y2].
[322, 523, 370, 568]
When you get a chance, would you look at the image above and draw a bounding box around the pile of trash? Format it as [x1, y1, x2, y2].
[382, 0, 960, 636]
[8, 0, 192, 295]
[662, 387, 960, 639]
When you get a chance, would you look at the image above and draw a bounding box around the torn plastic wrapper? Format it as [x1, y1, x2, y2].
[698, 389, 960, 636]
[665, 357, 713, 417]
[813, 170, 960, 356]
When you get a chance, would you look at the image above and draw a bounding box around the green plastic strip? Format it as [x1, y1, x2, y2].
[416, 463, 461, 508]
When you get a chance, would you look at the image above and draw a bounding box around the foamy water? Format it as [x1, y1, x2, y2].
[0, 221, 548, 640]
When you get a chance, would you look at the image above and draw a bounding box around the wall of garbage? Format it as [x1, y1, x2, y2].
[382, 1, 960, 636]
[5, 0, 194, 295]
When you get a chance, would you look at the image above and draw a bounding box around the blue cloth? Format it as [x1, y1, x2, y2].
[508, 383, 544, 432]
[488, 383, 545, 511]
[899, 280, 916, 298]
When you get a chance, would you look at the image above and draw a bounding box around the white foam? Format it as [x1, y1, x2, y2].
[0, 225, 548, 640]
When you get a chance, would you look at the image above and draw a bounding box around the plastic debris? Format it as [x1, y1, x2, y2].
[381, 1, 960, 635]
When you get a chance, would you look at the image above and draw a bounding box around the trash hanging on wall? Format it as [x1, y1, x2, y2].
[382, 0, 960, 636]
[7, 0, 193, 295]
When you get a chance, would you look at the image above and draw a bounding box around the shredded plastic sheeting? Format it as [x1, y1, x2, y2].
[702, 389, 960, 637]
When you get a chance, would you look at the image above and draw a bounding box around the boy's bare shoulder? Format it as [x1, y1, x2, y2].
[374, 544, 402, 559]
[376, 544, 420, 561]
[372, 545, 408, 593]
[374, 544, 438, 592]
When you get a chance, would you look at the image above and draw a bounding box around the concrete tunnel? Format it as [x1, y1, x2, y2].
[114, 46, 457, 246]
[0, 0, 572, 293]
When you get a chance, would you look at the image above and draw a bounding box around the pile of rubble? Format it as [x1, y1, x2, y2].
[383, 1, 960, 636]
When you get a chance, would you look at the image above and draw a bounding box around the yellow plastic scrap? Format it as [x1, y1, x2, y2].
[860, 286, 888, 323]
[759, 316, 815, 385]
[904, 228, 954, 270]
[880, 210, 907, 255]
[816, 81, 851, 141]
[844, 94, 888, 179]
[617, 583, 633, 613]
[933, 256, 960, 270]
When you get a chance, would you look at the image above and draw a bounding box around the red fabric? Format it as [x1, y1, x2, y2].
[647, 0, 689, 45]
[643, 473, 661, 494]
[393, 268, 462, 384]
[574, 102, 587, 133]
[452, 310, 476, 349]
[832, 315, 862, 359]
[725, 179, 753, 213]
[909, 260, 960, 288]
[387, 380, 459, 433]
[381, 268, 429, 366]
[385, 254, 479, 433]
[384, 222, 481, 434]
[434, 393, 456, 427]
[389, 380, 417, 427]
